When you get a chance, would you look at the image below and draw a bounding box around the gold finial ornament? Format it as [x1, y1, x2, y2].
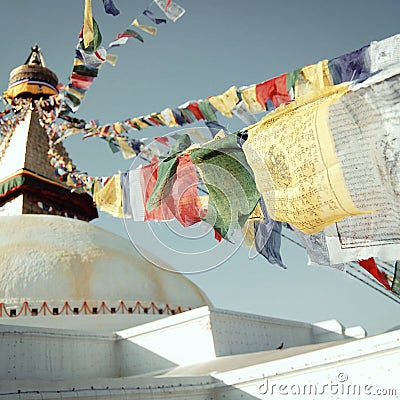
[5, 44, 58, 100]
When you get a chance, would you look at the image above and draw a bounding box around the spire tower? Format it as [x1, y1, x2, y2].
[0, 46, 98, 221]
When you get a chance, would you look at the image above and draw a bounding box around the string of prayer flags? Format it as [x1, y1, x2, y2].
[154, 0, 185, 22]
[102, 0, 120, 16]
[143, 9, 167, 25]
[61, 21, 106, 115]
[58, 30, 397, 131]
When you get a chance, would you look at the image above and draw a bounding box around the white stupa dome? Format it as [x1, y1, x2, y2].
[0, 215, 211, 329]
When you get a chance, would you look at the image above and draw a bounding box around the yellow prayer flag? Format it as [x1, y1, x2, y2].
[132, 19, 157, 35]
[131, 118, 151, 130]
[83, 0, 94, 48]
[243, 84, 370, 234]
[115, 137, 137, 159]
[242, 220, 256, 249]
[295, 60, 333, 98]
[209, 86, 239, 117]
[73, 59, 84, 67]
[241, 85, 265, 114]
[66, 87, 85, 100]
[93, 174, 123, 218]
[150, 113, 166, 125]
[113, 122, 127, 134]
[163, 109, 178, 127]
[106, 53, 118, 67]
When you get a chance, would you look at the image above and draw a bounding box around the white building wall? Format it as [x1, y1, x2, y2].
[209, 308, 315, 356]
[0, 324, 117, 381]
[0, 307, 368, 387]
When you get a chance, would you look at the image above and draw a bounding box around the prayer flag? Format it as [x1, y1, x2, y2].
[243, 83, 367, 235]
[83, 0, 94, 48]
[102, 0, 120, 16]
[190, 133, 260, 238]
[140, 157, 174, 221]
[143, 9, 167, 25]
[357, 258, 391, 290]
[132, 19, 157, 35]
[93, 174, 123, 218]
[154, 0, 185, 22]
[209, 86, 239, 117]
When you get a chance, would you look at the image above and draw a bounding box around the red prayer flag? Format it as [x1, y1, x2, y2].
[256, 73, 291, 110]
[70, 73, 95, 89]
[214, 229, 223, 242]
[357, 258, 391, 290]
[140, 157, 174, 221]
[154, 136, 169, 146]
[165, 154, 204, 227]
[187, 102, 205, 120]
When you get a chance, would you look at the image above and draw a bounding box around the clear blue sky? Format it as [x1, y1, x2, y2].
[1, 1, 400, 335]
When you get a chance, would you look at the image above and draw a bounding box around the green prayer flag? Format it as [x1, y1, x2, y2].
[198, 100, 217, 122]
[190, 133, 260, 238]
[124, 29, 144, 43]
[83, 18, 102, 52]
[108, 139, 120, 154]
[73, 65, 99, 78]
[392, 261, 400, 295]
[286, 69, 301, 92]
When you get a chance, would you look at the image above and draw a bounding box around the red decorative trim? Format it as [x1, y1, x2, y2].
[0, 300, 190, 318]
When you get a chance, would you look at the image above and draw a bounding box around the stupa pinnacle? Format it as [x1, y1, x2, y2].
[0, 46, 98, 221]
